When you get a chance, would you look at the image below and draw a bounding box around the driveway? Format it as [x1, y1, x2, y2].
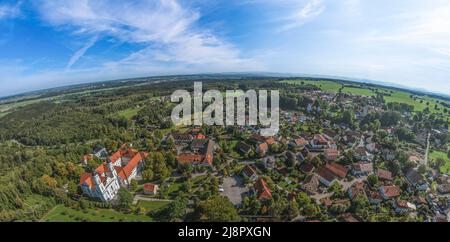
[222, 175, 249, 207]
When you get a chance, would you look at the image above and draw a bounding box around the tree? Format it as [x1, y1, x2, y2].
[152, 196, 187, 222]
[130, 180, 138, 191]
[141, 169, 154, 181]
[118, 188, 133, 209]
[341, 110, 355, 126]
[367, 174, 379, 187]
[195, 196, 240, 222]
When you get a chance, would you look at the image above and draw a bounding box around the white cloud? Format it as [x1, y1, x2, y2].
[35, 0, 259, 71]
[66, 35, 98, 69]
[279, 0, 325, 31]
[0, 1, 22, 20]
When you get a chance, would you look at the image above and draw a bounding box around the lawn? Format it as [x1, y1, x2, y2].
[136, 200, 171, 211]
[281, 80, 342, 93]
[41, 205, 153, 222]
[429, 150, 450, 174]
[342, 86, 376, 96]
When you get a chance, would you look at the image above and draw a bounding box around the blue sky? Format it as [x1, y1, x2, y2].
[1, 0, 450, 97]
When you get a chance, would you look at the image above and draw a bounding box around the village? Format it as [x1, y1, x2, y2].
[77, 86, 450, 222]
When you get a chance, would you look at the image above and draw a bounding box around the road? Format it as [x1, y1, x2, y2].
[424, 132, 431, 166]
[133, 195, 173, 205]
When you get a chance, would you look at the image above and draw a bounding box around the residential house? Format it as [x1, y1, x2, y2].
[352, 162, 373, 176]
[325, 162, 348, 179]
[303, 175, 320, 194]
[256, 142, 269, 157]
[377, 169, 393, 181]
[354, 146, 371, 161]
[322, 148, 338, 161]
[236, 142, 252, 155]
[393, 199, 416, 214]
[316, 166, 338, 187]
[405, 169, 429, 191]
[254, 178, 272, 200]
[379, 185, 401, 200]
[348, 181, 366, 200]
[242, 165, 258, 181]
[143, 183, 158, 195]
[299, 162, 315, 174]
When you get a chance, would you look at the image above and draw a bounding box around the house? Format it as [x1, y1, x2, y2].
[368, 191, 383, 205]
[191, 139, 208, 151]
[379, 185, 401, 199]
[236, 142, 252, 155]
[348, 181, 366, 199]
[81, 154, 93, 166]
[320, 197, 333, 207]
[170, 133, 193, 144]
[354, 146, 371, 161]
[325, 162, 348, 179]
[351, 162, 373, 176]
[105, 144, 149, 186]
[177, 153, 202, 167]
[437, 184, 450, 194]
[290, 137, 308, 149]
[405, 169, 428, 191]
[242, 165, 258, 181]
[324, 148, 339, 161]
[309, 134, 329, 150]
[79, 161, 121, 202]
[254, 178, 272, 200]
[340, 213, 360, 222]
[377, 169, 393, 181]
[93, 147, 108, 160]
[393, 199, 416, 214]
[202, 140, 215, 166]
[303, 175, 320, 194]
[265, 136, 276, 145]
[143, 183, 159, 195]
[299, 163, 315, 174]
[262, 156, 276, 170]
[316, 166, 338, 187]
[256, 142, 269, 156]
[286, 151, 298, 165]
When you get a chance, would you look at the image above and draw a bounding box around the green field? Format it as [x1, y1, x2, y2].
[282, 79, 449, 118]
[41, 205, 153, 222]
[342, 87, 376, 96]
[429, 150, 450, 174]
[136, 200, 171, 210]
[282, 80, 342, 93]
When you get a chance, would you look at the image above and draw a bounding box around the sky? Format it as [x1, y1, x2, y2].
[1, 0, 450, 97]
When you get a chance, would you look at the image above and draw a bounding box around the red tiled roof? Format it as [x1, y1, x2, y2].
[258, 142, 269, 153]
[382, 185, 401, 198]
[325, 163, 348, 178]
[144, 183, 157, 192]
[294, 138, 308, 146]
[254, 178, 272, 200]
[265, 136, 276, 145]
[116, 151, 148, 180]
[177, 153, 202, 165]
[377, 169, 393, 180]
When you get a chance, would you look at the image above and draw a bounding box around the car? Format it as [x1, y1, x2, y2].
[219, 188, 225, 192]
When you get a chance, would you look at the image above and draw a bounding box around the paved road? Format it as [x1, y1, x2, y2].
[222, 175, 249, 207]
[133, 195, 173, 205]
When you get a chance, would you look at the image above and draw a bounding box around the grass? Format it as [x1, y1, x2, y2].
[41, 205, 153, 222]
[281, 80, 342, 93]
[429, 150, 450, 174]
[342, 86, 376, 96]
[136, 200, 171, 211]
[282, 79, 449, 119]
